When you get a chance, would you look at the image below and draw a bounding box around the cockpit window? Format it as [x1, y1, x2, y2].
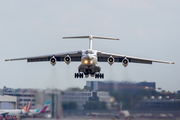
[85, 50, 93, 54]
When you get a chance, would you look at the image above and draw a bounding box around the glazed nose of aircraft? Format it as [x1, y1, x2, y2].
[86, 54, 92, 59]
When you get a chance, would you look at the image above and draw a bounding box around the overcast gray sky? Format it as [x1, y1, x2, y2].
[0, 0, 179, 91]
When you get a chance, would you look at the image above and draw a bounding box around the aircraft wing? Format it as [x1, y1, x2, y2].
[5, 50, 82, 62]
[97, 51, 175, 64]
[0, 112, 9, 117]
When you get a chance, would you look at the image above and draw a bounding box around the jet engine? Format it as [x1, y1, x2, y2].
[108, 56, 114, 65]
[50, 56, 57, 66]
[64, 55, 71, 65]
[122, 58, 129, 67]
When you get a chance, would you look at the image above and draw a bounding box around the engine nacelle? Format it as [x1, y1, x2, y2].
[122, 58, 129, 67]
[50, 56, 57, 66]
[108, 56, 114, 65]
[64, 55, 71, 65]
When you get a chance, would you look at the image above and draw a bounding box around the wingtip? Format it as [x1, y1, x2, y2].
[117, 38, 120, 40]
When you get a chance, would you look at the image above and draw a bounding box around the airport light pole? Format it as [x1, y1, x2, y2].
[22, 89, 27, 108]
[22, 90, 25, 108]
[52, 92, 54, 118]
[30, 89, 35, 109]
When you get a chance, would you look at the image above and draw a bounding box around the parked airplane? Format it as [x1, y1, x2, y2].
[88, 109, 134, 120]
[0, 101, 32, 117]
[28, 101, 50, 117]
[5, 35, 174, 79]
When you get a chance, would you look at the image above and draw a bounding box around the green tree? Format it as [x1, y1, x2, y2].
[84, 101, 107, 110]
[68, 101, 78, 109]
[83, 85, 91, 91]
[66, 87, 82, 91]
[84, 101, 98, 110]
[62, 102, 68, 110]
[99, 101, 107, 110]
[62, 101, 78, 110]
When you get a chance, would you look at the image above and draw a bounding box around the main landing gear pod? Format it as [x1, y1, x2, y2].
[95, 73, 104, 79]
[74, 73, 84, 78]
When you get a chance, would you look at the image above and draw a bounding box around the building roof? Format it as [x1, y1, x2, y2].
[0, 95, 17, 102]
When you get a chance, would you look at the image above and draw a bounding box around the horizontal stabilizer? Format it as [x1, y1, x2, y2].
[63, 35, 119, 50]
[63, 35, 119, 40]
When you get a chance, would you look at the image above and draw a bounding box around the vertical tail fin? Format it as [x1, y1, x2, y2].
[22, 101, 32, 112]
[39, 101, 50, 113]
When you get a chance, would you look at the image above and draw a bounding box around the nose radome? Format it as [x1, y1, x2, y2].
[87, 54, 93, 59]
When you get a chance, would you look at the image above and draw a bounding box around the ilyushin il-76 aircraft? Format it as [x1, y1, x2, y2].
[5, 35, 175, 79]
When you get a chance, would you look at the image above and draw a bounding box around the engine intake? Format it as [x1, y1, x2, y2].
[64, 55, 71, 65]
[50, 56, 57, 66]
[122, 58, 129, 67]
[108, 56, 114, 65]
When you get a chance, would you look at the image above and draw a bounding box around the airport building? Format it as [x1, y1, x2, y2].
[0, 94, 17, 109]
[1, 86, 36, 109]
[62, 91, 111, 109]
[0, 86, 63, 118]
[1, 86, 35, 109]
[139, 99, 180, 110]
[35, 89, 63, 118]
[86, 81, 156, 92]
[177, 90, 180, 95]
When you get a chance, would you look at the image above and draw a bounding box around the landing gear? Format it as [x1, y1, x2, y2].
[74, 72, 104, 79]
[74, 73, 84, 78]
[95, 73, 104, 79]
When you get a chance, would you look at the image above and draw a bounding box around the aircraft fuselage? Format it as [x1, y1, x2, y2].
[78, 49, 101, 77]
